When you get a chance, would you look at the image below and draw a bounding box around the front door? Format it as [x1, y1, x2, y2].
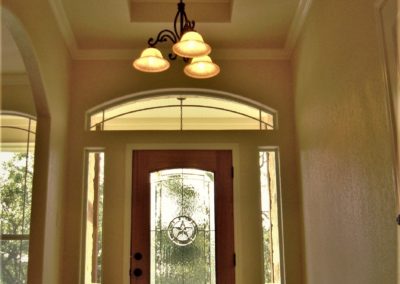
[131, 150, 235, 283]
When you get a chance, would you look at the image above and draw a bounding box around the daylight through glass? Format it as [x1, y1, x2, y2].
[150, 169, 216, 283]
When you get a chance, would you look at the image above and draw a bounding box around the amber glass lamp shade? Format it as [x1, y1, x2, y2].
[184, 56, 220, 79]
[133, 48, 170, 73]
[172, 31, 211, 58]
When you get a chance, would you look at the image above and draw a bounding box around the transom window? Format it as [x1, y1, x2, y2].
[88, 93, 276, 131]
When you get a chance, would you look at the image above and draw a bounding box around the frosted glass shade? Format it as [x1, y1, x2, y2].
[184, 56, 220, 79]
[172, 31, 211, 58]
[133, 48, 170, 73]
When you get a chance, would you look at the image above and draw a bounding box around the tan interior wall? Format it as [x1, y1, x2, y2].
[64, 59, 303, 283]
[2, 0, 71, 283]
[293, 0, 397, 283]
[1, 83, 36, 115]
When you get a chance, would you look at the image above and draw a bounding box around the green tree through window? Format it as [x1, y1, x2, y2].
[151, 169, 216, 283]
[0, 152, 34, 284]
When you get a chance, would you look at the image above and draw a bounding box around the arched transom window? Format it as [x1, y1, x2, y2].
[88, 91, 277, 131]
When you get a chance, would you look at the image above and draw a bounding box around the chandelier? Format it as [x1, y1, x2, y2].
[133, 0, 220, 79]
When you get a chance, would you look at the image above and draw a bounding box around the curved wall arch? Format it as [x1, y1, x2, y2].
[2, 7, 52, 284]
[2, 2, 71, 283]
[2, 8, 49, 117]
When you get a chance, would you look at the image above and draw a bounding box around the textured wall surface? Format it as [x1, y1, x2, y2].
[293, 0, 397, 283]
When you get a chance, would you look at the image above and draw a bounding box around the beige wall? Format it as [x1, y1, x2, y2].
[2, 0, 71, 283]
[293, 0, 397, 283]
[1, 82, 36, 115]
[64, 59, 303, 283]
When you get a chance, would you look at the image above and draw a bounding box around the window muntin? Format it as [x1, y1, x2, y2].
[88, 95, 275, 131]
[259, 150, 282, 284]
[0, 112, 36, 284]
[83, 151, 105, 284]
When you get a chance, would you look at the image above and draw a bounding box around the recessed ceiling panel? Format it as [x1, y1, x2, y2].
[60, 0, 300, 50]
[130, 0, 232, 23]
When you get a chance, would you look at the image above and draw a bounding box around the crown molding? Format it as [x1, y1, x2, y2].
[284, 0, 313, 55]
[49, 0, 79, 55]
[1, 73, 30, 86]
[49, 0, 311, 61]
[72, 47, 291, 61]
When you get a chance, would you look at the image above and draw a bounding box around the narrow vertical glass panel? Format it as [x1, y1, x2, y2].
[84, 152, 105, 283]
[259, 151, 281, 284]
[150, 169, 216, 284]
[0, 240, 29, 283]
[182, 107, 259, 130]
[102, 107, 181, 131]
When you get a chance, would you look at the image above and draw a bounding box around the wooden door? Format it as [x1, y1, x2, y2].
[131, 150, 235, 283]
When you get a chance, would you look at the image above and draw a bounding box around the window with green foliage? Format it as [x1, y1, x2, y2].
[0, 112, 36, 284]
[83, 151, 104, 284]
[150, 169, 216, 283]
[259, 150, 282, 284]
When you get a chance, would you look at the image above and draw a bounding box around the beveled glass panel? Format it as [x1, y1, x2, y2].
[184, 96, 259, 119]
[102, 107, 181, 130]
[150, 169, 216, 284]
[182, 106, 260, 130]
[104, 97, 179, 122]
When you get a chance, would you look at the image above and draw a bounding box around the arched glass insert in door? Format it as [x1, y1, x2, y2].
[150, 169, 216, 283]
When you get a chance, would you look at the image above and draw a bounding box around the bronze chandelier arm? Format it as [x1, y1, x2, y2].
[148, 29, 178, 47]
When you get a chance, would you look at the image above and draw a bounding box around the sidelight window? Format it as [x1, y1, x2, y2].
[259, 150, 282, 284]
[83, 151, 105, 284]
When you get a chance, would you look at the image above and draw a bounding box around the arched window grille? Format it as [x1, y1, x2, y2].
[0, 111, 36, 284]
[87, 90, 277, 131]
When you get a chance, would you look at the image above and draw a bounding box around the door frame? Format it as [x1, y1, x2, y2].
[124, 144, 240, 284]
[131, 150, 235, 283]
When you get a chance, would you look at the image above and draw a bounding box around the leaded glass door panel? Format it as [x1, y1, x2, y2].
[131, 150, 235, 284]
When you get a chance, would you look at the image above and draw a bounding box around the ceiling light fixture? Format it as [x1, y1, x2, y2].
[133, 0, 220, 79]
